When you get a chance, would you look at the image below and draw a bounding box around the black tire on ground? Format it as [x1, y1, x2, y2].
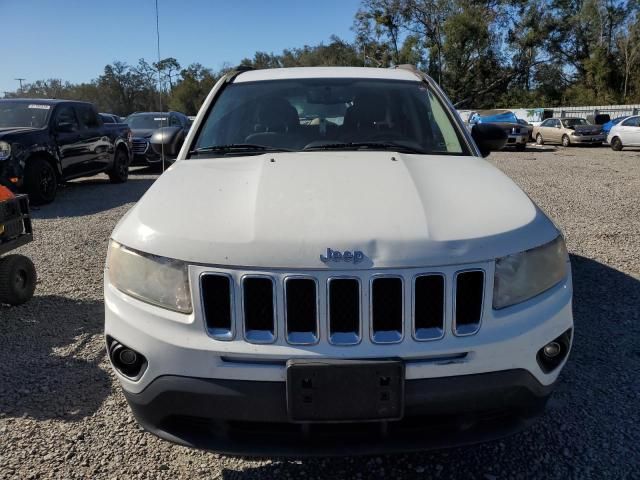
[108, 147, 130, 184]
[24, 157, 57, 205]
[515, 143, 526, 151]
[536, 133, 544, 145]
[611, 137, 623, 151]
[562, 135, 570, 147]
[0, 254, 37, 306]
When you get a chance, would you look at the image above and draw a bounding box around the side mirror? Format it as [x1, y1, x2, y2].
[150, 126, 182, 158]
[56, 121, 75, 133]
[471, 124, 507, 157]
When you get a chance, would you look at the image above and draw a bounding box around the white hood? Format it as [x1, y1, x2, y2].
[112, 152, 559, 269]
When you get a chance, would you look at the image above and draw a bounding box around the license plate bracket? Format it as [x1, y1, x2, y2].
[286, 359, 404, 422]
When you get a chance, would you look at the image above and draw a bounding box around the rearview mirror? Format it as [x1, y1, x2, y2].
[471, 124, 507, 157]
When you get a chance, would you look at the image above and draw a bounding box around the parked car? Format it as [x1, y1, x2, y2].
[100, 113, 123, 124]
[517, 118, 534, 141]
[125, 111, 190, 167]
[601, 116, 627, 136]
[607, 115, 640, 150]
[0, 99, 132, 204]
[469, 110, 528, 150]
[533, 117, 604, 147]
[105, 66, 572, 455]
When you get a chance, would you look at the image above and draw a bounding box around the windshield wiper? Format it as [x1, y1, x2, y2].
[189, 144, 294, 155]
[302, 141, 426, 154]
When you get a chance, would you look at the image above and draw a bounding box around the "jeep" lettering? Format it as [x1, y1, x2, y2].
[320, 248, 365, 264]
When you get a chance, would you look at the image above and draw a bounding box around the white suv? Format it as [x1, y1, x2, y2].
[104, 66, 573, 455]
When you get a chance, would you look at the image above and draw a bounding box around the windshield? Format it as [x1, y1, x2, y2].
[563, 118, 589, 127]
[126, 114, 168, 129]
[192, 78, 468, 156]
[0, 101, 51, 128]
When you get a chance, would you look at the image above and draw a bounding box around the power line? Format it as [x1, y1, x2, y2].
[155, 0, 166, 172]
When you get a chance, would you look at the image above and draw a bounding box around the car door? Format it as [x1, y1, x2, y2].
[52, 104, 84, 178]
[537, 119, 553, 142]
[619, 116, 640, 146]
[75, 104, 111, 173]
[549, 119, 563, 143]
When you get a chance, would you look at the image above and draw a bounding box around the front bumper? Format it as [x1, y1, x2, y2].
[124, 369, 553, 455]
[570, 134, 605, 143]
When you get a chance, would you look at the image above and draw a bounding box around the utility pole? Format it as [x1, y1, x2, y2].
[14, 78, 26, 92]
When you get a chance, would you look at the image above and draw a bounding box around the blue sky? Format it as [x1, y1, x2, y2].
[2, 0, 362, 93]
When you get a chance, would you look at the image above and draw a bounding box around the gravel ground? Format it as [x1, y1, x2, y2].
[1, 147, 639, 479]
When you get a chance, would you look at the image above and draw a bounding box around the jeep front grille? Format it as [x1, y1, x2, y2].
[200, 266, 486, 345]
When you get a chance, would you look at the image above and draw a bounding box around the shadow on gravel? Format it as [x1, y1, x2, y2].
[220, 255, 640, 479]
[0, 295, 111, 421]
[31, 176, 156, 219]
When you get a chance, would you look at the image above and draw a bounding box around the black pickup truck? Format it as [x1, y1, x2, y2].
[0, 99, 132, 204]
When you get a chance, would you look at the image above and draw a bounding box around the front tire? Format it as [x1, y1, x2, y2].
[610, 137, 623, 151]
[0, 254, 37, 306]
[24, 157, 57, 205]
[562, 135, 570, 147]
[108, 148, 130, 184]
[536, 133, 544, 145]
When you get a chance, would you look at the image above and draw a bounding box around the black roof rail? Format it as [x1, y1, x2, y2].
[225, 65, 255, 83]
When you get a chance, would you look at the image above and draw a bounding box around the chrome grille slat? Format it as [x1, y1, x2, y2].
[370, 276, 403, 344]
[200, 273, 234, 340]
[242, 276, 276, 344]
[453, 270, 485, 336]
[284, 277, 319, 345]
[413, 274, 445, 341]
[328, 277, 361, 345]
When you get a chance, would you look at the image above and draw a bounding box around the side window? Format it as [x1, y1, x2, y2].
[541, 119, 551, 127]
[170, 114, 181, 127]
[622, 117, 639, 127]
[54, 105, 79, 132]
[76, 105, 101, 129]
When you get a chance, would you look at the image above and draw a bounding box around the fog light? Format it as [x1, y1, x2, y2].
[537, 329, 572, 373]
[118, 348, 138, 365]
[107, 336, 147, 379]
[543, 342, 561, 358]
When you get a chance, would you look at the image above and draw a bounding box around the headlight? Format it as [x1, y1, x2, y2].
[0, 141, 11, 161]
[493, 236, 569, 309]
[106, 240, 192, 313]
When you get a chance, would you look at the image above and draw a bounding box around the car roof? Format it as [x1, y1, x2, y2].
[0, 98, 91, 106]
[233, 66, 422, 83]
[128, 111, 178, 116]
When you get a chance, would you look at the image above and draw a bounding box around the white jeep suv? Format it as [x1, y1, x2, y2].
[104, 66, 573, 455]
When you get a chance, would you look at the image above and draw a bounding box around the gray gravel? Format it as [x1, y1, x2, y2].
[1, 148, 639, 479]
